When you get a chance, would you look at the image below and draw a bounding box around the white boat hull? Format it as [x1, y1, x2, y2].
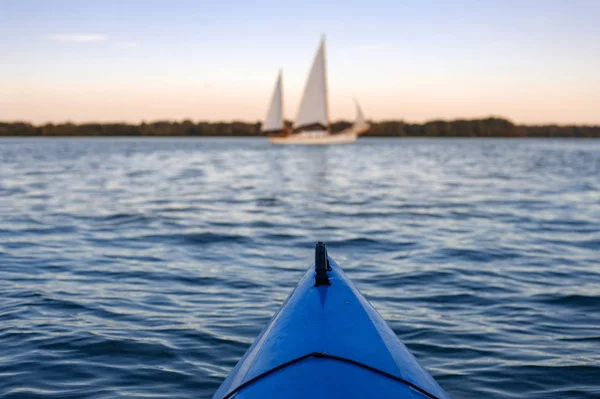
[268, 129, 362, 145]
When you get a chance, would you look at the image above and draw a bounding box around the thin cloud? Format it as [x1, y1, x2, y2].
[117, 41, 138, 48]
[47, 34, 107, 43]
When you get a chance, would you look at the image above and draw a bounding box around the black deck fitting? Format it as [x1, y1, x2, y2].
[315, 242, 331, 286]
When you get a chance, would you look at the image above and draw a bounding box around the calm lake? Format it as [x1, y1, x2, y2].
[1, 138, 599, 398]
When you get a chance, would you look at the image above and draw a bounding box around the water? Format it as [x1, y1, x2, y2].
[1, 138, 599, 399]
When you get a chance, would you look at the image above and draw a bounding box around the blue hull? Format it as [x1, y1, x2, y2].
[213, 244, 450, 399]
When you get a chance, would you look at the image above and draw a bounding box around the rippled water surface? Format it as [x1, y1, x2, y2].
[1, 138, 599, 398]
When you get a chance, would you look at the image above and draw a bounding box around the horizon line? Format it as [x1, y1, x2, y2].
[1, 117, 599, 128]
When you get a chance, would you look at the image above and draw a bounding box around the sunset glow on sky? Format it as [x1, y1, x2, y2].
[1, 0, 599, 125]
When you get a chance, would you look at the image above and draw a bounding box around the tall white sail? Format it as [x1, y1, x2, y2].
[354, 100, 366, 130]
[295, 37, 329, 129]
[262, 71, 283, 132]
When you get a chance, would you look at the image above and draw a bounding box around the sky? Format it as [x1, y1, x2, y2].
[1, 0, 599, 125]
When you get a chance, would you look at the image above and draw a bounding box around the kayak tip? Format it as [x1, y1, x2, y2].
[314, 242, 331, 286]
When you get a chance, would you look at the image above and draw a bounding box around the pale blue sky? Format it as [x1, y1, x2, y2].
[1, 0, 599, 124]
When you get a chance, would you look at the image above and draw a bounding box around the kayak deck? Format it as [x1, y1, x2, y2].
[213, 243, 450, 399]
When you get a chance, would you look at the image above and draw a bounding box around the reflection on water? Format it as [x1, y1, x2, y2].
[269, 144, 330, 195]
[0, 138, 599, 399]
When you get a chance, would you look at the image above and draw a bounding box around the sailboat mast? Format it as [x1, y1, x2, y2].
[262, 70, 284, 132]
[279, 68, 284, 132]
[294, 36, 330, 130]
[321, 36, 330, 131]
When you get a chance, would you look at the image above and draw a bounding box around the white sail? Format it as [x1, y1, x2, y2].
[354, 100, 366, 130]
[294, 37, 329, 129]
[262, 71, 283, 132]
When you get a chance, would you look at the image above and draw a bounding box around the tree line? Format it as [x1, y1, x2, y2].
[1, 118, 599, 137]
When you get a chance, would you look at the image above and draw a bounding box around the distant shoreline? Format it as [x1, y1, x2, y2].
[2, 118, 599, 138]
[1, 136, 598, 140]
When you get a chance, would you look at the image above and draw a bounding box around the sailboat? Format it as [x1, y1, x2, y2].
[264, 37, 369, 145]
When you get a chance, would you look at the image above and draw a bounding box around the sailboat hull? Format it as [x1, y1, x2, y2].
[269, 130, 358, 145]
